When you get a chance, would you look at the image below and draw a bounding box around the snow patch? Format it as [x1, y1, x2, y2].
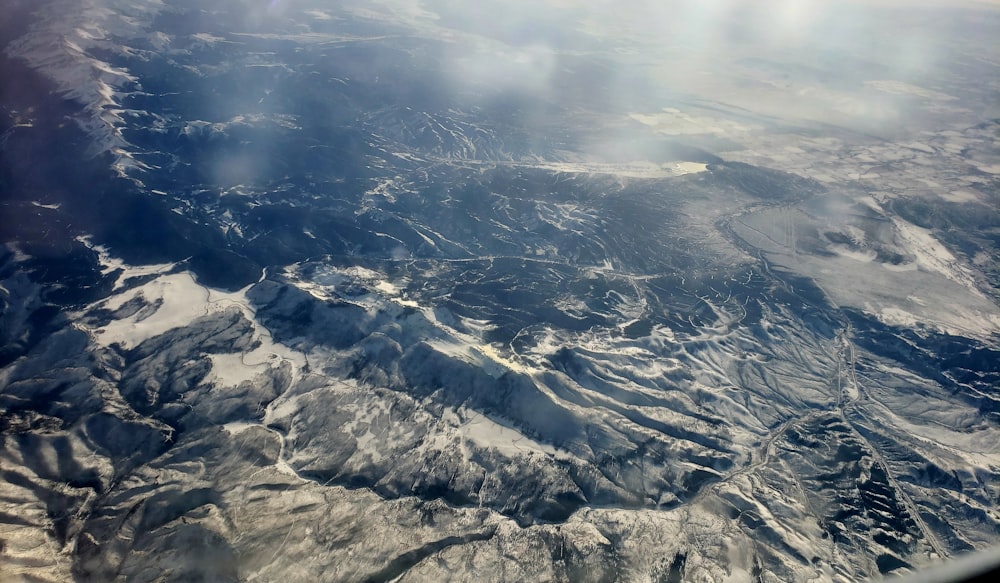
[517, 159, 708, 178]
[443, 406, 557, 457]
[84, 250, 306, 384]
[890, 217, 981, 295]
[93, 272, 242, 349]
[629, 108, 758, 136]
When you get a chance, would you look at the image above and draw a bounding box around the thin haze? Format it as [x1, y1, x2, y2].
[381, 0, 1000, 134]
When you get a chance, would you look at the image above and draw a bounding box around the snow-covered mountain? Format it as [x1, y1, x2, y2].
[2, 1, 999, 581]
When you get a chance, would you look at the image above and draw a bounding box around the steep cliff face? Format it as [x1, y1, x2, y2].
[3, 1, 999, 581]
